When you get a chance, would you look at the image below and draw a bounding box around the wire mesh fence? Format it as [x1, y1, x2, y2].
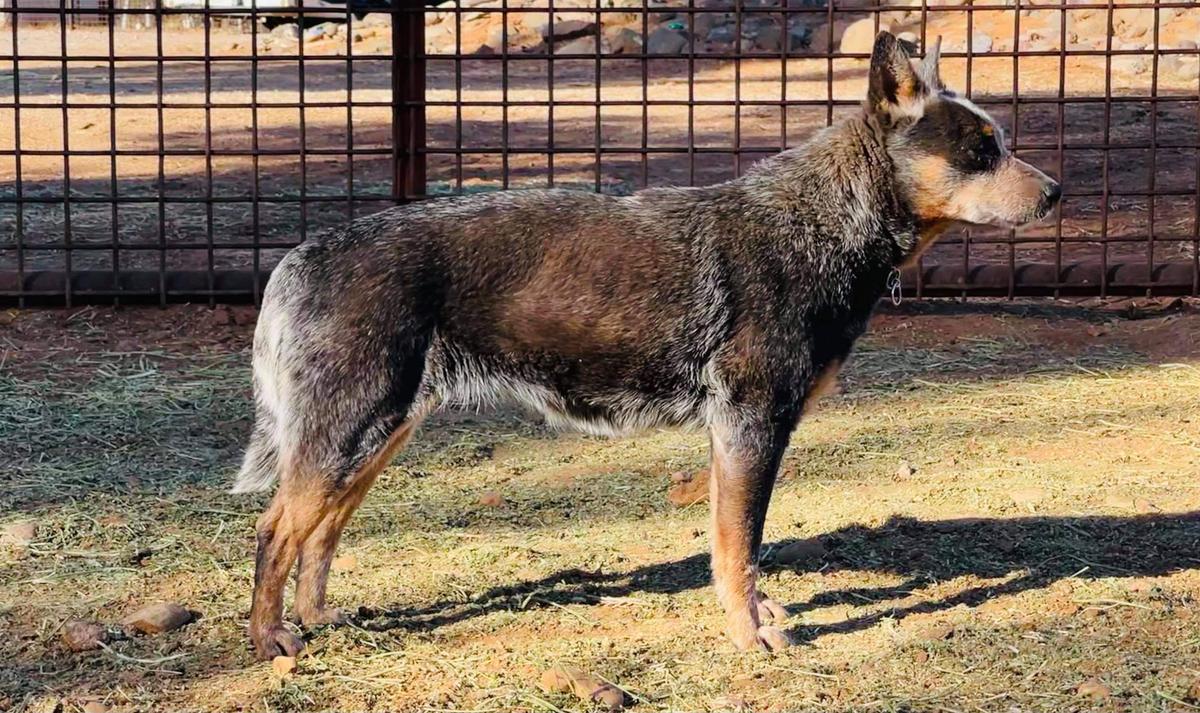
[0, 0, 1197, 305]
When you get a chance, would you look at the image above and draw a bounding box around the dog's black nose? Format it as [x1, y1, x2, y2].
[1043, 182, 1062, 206]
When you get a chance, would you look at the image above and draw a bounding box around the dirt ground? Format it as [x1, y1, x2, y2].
[4, 297, 1200, 712]
[1, 19, 1198, 276]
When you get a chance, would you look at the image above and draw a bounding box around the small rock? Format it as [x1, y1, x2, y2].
[688, 12, 716, 37]
[896, 30, 920, 49]
[3, 520, 36, 547]
[541, 18, 595, 41]
[1163, 54, 1200, 81]
[539, 666, 628, 711]
[1077, 678, 1111, 701]
[304, 23, 336, 42]
[483, 23, 509, 51]
[805, 20, 851, 54]
[919, 622, 955, 641]
[838, 17, 884, 55]
[539, 666, 572, 693]
[272, 655, 297, 677]
[912, 648, 930, 664]
[27, 696, 62, 713]
[269, 22, 300, 41]
[1112, 54, 1150, 75]
[477, 491, 505, 507]
[784, 23, 811, 53]
[361, 12, 391, 27]
[895, 462, 915, 478]
[706, 24, 736, 44]
[1009, 485, 1046, 507]
[946, 31, 993, 54]
[556, 35, 598, 55]
[331, 554, 357, 572]
[205, 304, 235, 327]
[1115, 11, 1155, 41]
[62, 620, 108, 652]
[646, 25, 689, 54]
[82, 702, 108, 713]
[605, 26, 642, 54]
[712, 694, 752, 712]
[122, 602, 193, 635]
[1103, 492, 1134, 509]
[772, 539, 825, 565]
[1019, 32, 1058, 52]
[752, 22, 782, 51]
[667, 469, 709, 506]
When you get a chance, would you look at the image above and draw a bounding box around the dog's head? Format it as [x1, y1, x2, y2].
[866, 31, 1061, 228]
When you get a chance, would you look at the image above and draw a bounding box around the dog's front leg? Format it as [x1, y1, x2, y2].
[709, 417, 792, 652]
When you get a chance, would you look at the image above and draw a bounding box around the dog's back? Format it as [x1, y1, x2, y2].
[234, 186, 738, 494]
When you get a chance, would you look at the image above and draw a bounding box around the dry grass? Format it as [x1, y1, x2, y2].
[3, 304, 1200, 712]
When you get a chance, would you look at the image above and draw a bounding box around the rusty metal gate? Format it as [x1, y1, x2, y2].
[0, 0, 1197, 305]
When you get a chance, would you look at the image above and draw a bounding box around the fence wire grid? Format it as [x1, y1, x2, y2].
[1, 0, 1198, 305]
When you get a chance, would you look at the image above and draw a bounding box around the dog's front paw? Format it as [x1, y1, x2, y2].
[252, 625, 306, 660]
[754, 591, 789, 622]
[756, 625, 792, 652]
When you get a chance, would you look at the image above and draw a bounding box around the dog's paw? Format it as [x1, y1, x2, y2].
[252, 625, 306, 660]
[299, 607, 347, 628]
[754, 592, 789, 622]
[756, 625, 793, 652]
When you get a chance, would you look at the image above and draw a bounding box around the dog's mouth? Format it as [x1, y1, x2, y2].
[974, 187, 1062, 229]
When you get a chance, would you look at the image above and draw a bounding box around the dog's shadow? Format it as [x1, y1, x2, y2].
[354, 511, 1200, 643]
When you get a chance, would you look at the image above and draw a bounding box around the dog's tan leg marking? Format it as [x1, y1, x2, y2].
[249, 476, 330, 660]
[709, 433, 792, 653]
[900, 219, 954, 269]
[802, 359, 842, 416]
[293, 421, 420, 628]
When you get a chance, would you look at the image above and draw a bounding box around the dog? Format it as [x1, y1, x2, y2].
[233, 31, 1061, 659]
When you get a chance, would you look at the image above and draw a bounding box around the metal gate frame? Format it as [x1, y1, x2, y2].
[1, 0, 1198, 305]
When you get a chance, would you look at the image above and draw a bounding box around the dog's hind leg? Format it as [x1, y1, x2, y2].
[708, 417, 793, 652]
[249, 468, 334, 659]
[293, 418, 423, 627]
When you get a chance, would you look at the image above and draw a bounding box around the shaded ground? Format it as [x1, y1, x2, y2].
[3, 298, 1200, 711]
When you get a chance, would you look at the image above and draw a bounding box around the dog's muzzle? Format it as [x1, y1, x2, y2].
[1037, 181, 1062, 218]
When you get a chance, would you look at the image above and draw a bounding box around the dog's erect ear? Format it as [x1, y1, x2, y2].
[917, 36, 944, 93]
[866, 31, 928, 121]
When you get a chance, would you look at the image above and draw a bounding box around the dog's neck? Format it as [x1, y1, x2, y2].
[735, 114, 924, 270]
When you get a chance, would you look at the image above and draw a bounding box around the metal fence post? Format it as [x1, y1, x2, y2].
[393, 0, 426, 203]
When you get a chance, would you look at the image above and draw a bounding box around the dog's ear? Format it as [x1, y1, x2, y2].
[866, 31, 928, 122]
[917, 36, 944, 93]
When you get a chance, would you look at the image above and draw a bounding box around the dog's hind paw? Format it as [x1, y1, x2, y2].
[756, 625, 793, 652]
[253, 625, 306, 660]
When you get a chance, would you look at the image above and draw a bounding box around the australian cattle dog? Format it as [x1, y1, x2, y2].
[234, 31, 1061, 659]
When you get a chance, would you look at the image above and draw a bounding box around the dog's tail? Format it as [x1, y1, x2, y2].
[231, 297, 290, 495]
[232, 419, 281, 494]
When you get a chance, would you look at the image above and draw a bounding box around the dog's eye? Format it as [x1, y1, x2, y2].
[969, 131, 1002, 172]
